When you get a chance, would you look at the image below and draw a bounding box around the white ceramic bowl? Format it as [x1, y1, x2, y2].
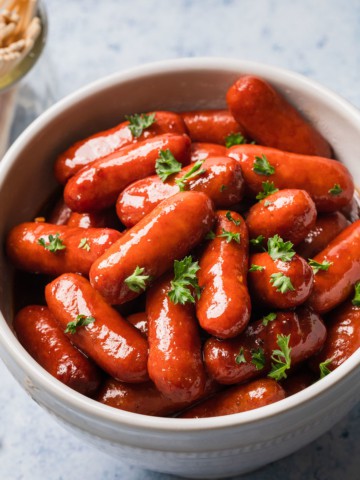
[0, 58, 360, 479]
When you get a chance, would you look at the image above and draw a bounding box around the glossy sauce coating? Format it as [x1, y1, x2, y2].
[6, 222, 122, 276]
[196, 210, 251, 338]
[64, 134, 191, 213]
[48, 197, 72, 225]
[54, 111, 187, 184]
[127, 312, 148, 336]
[226, 75, 331, 157]
[228, 144, 354, 212]
[307, 220, 360, 313]
[14, 305, 102, 396]
[309, 301, 360, 372]
[146, 274, 207, 403]
[45, 273, 149, 382]
[97, 377, 219, 417]
[181, 110, 245, 145]
[248, 252, 314, 309]
[296, 212, 350, 259]
[116, 156, 244, 228]
[246, 189, 317, 245]
[204, 307, 326, 385]
[179, 378, 285, 418]
[280, 367, 317, 397]
[90, 191, 215, 305]
[190, 142, 227, 162]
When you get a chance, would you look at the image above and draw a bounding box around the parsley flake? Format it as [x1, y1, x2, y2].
[256, 181, 279, 200]
[253, 154, 275, 176]
[78, 238, 90, 251]
[251, 347, 266, 370]
[175, 161, 206, 191]
[267, 234, 295, 262]
[319, 358, 333, 379]
[352, 281, 360, 306]
[65, 314, 95, 335]
[250, 235, 265, 249]
[235, 347, 247, 364]
[168, 256, 201, 305]
[125, 113, 156, 137]
[328, 184, 343, 196]
[268, 334, 292, 381]
[205, 230, 216, 240]
[225, 211, 241, 225]
[262, 312, 277, 326]
[218, 228, 241, 244]
[124, 266, 151, 293]
[249, 264, 265, 272]
[270, 272, 295, 293]
[225, 132, 247, 148]
[37, 233, 66, 253]
[155, 149, 182, 182]
[308, 259, 333, 274]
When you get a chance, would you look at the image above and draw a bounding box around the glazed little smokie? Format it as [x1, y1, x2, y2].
[7, 73, 360, 419]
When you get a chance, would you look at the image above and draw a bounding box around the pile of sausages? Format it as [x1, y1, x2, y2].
[6, 75, 360, 419]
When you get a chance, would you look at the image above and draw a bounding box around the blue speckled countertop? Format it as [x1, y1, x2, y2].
[1, 0, 360, 478]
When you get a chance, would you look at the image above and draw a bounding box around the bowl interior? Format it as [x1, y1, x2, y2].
[1, 58, 360, 432]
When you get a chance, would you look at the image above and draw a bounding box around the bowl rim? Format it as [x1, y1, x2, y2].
[1, 57, 360, 435]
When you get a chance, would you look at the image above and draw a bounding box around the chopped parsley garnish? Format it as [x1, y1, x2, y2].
[225, 211, 241, 225]
[251, 347, 266, 370]
[267, 234, 295, 262]
[270, 272, 295, 293]
[328, 184, 342, 196]
[78, 238, 90, 251]
[125, 112, 156, 137]
[124, 266, 151, 293]
[65, 314, 95, 335]
[205, 230, 216, 240]
[319, 358, 333, 379]
[262, 312, 277, 326]
[268, 334, 292, 381]
[249, 264, 265, 272]
[253, 154, 275, 176]
[155, 149, 182, 181]
[308, 259, 333, 274]
[168, 256, 201, 305]
[175, 161, 206, 191]
[225, 132, 247, 148]
[256, 181, 279, 200]
[220, 184, 227, 192]
[235, 347, 247, 364]
[352, 281, 360, 306]
[218, 228, 241, 244]
[37, 233, 66, 253]
[250, 235, 265, 249]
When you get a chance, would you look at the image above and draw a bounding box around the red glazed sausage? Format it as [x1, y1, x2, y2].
[204, 307, 326, 385]
[127, 312, 148, 336]
[246, 189, 317, 245]
[181, 110, 245, 145]
[280, 367, 317, 397]
[196, 210, 251, 338]
[97, 377, 220, 417]
[190, 142, 227, 162]
[14, 305, 101, 396]
[296, 212, 350, 259]
[116, 157, 244, 228]
[248, 252, 314, 309]
[228, 144, 354, 212]
[6, 222, 122, 276]
[179, 378, 285, 418]
[146, 274, 207, 403]
[64, 134, 191, 213]
[45, 273, 149, 382]
[66, 209, 121, 229]
[307, 220, 360, 313]
[309, 300, 360, 373]
[90, 191, 215, 305]
[226, 75, 331, 157]
[54, 111, 187, 184]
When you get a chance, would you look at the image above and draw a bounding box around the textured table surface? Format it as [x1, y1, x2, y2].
[1, 0, 360, 479]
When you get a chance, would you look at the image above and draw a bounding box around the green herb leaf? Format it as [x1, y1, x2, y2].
[220, 184, 227, 192]
[65, 314, 95, 335]
[78, 238, 90, 251]
[328, 184, 343, 196]
[125, 113, 156, 138]
[250, 235, 265, 248]
[205, 230, 216, 240]
[264, 200, 273, 207]
[253, 154, 275, 176]
[37, 233, 66, 253]
[262, 312, 277, 326]
[352, 281, 360, 306]
[155, 149, 182, 182]
[256, 181, 279, 200]
[270, 272, 295, 293]
[225, 211, 241, 226]
[168, 256, 201, 305]
[267, 234, 295, 262]
[308, 259, 333, 274]
[218, 228, 241, 244]
[319, 358, 333, 379]
[249, 264, 265, 272]
[124, 266, 151, 293]
[251, 347, 266, 370]
[175, 161, 206, 191]
[225, 132, 247, 148]
[268, 334, 292, 381]
[235, 347, 247, 364]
